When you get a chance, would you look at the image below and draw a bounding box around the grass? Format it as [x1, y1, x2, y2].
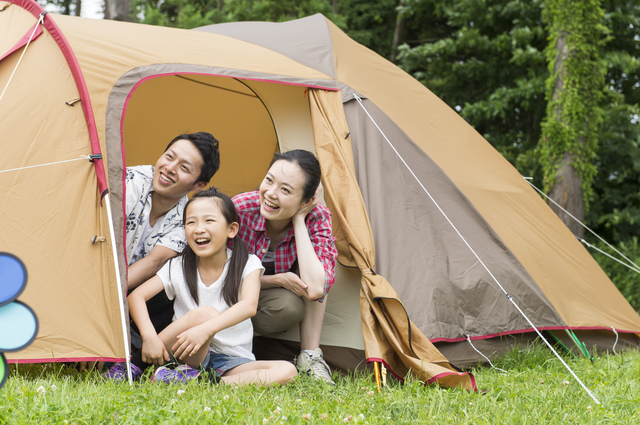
[2, 342, 640, 424]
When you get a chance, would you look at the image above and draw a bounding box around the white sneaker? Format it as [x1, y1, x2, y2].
[295, 348, 335, 385]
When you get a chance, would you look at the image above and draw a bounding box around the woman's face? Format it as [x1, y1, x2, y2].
[259, 160, 308, 222]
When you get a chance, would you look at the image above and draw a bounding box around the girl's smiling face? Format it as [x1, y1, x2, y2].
[184, 198, 238, 258]
[259, 160, 309, 223]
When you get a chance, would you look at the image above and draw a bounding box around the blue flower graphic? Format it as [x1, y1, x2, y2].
[0, 253, 38, 389]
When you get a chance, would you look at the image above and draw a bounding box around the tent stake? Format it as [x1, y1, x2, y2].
[546, 331, 577, 358]
[565, 329, 594, 363]
[373, 362, 381, 393]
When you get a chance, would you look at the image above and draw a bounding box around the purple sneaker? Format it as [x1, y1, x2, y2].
[103, 362, 142, 382]
[153, 364, 201, 383]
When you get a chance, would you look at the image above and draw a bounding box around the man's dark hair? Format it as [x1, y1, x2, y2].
[165, 132, 221, 183]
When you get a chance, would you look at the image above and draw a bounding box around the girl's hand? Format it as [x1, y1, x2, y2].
[142, 335, 170, 365]
[173, 325, 212, 360]
[294, 182, 323, 220]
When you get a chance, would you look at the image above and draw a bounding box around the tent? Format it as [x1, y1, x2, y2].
[2, 0, 639, 389]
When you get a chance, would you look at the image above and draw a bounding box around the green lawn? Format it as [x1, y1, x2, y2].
[2, 343, 639, 424]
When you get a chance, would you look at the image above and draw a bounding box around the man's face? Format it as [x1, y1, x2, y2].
[153, 139, 206, 201]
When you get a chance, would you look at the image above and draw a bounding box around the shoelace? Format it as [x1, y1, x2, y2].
[309, 356, 331, 378]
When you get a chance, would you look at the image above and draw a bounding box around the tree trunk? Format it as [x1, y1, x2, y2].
[61, 0, 71, 15]
[105, 0, 133, 21]
[219, 0, 224, 12]
[547, 30, 585, 238]
[390, 1, 406, 63]
[548, 152, 585, 237]
[74, 0, 82, 16]
[332, 0, 338, 14]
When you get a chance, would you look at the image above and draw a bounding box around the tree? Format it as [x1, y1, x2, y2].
[397, 0, 549, 179]
[134, 0, 224, 28]
[334, 0, 398, 59]
[538, 0, 606, 237]
[133, 0, 345, 29]
[40, 0, 82, 15]
[103, 0, 134, 20]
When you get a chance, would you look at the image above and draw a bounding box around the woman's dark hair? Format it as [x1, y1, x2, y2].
[165, 132, 221, 184]
[270, 150, 321, 202]
[179, 187, 249, 306]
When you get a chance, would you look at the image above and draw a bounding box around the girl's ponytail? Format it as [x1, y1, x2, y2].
[222, 234, 249, 306]
[181, 241, 200, 305]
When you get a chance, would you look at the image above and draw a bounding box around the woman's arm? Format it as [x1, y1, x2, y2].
[259, 272, 309, 297]
[292, 213, 326, 300]
[128, 276, 170, 364]
[172, 269, 262, 359]
[291, 184, 333, 301]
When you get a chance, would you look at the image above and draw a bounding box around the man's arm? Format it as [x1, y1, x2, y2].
[127, 245, 178, 290]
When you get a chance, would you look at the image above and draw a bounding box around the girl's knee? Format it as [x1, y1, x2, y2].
[184, 305, 219, 324]
[281, 361, 298, 381]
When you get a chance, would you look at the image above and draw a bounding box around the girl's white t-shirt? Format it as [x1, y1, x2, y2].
[156, 249, 264, 360]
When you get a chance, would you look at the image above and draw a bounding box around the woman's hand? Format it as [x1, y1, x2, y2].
[172, 324, 212, 360]
[262, 272, 311, 299]
[294, 182, 323, 220]
[141, 335, 170, 365]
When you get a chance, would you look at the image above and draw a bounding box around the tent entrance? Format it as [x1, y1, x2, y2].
[122, 73, 316, 195]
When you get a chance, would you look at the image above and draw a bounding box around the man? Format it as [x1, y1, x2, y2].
[105, 132, 220, 380]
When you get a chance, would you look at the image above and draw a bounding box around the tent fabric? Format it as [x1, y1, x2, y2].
[309, 89, 475, 389]
[195, 17, 338, 80]
[344, 97, 565, 340]
[321, 18, 640, 335]
[2, 1, 639, 378]
[0, 1, 123, 362]
[0, 22, 42, 62]
[436, 330, 640, 369]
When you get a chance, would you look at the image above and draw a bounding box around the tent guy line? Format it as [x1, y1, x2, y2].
[580, 238, 640, 275]
[466, 335, 508, 374]
[352, 93, 601, 405]
[526, 179, 640, 274]
[0, 156, 92, 174]
[0, 12, 44, 103]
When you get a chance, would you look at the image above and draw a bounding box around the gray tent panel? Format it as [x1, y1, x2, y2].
[343, 98, 565, 341]
[195, 14, 337, 80]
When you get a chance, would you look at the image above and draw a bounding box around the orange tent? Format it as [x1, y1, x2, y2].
[2, 0, 639, 390]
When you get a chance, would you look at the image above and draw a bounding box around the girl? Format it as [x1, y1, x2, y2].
[127, 187, 297, 385]
[233, 150, 338, 384]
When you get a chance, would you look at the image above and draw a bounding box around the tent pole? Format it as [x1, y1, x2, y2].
[104, 193, 133, 385]
[381, 363, 387, 388]
[373, 361, 381, 393]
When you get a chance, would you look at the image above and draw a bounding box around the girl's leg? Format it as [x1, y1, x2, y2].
[299, 294, 328, 350]
[157, 306, 219, 367]
[221, 361, 297, 386]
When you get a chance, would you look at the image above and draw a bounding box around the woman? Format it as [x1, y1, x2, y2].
[232, 150, 338, 384]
